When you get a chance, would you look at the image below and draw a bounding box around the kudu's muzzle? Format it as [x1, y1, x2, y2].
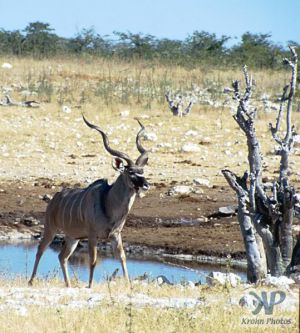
[142, 180, 150, 191]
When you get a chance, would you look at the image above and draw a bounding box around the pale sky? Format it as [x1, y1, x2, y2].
[0, 0, 299, 46]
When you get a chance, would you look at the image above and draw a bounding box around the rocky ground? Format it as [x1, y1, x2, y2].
[0, 277, 298, 316]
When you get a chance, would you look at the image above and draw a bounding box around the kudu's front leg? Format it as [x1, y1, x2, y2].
[88, 237, 98, 288]
[112, 233, 129, 282]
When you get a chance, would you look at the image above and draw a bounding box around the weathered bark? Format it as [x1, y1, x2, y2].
[255, 232, 268, 275]
[252, 213, 283, 276]
[280, 188, 295, 268]
[223, 47, 299, 280]
[222, 169, 266, 282]
[290, 233, 300, 268]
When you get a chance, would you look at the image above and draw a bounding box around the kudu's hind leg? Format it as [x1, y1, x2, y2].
[29, 227, 56, 285]
[88, 237, 98, 288]
[58, 237, 79, 287]
[112, 233, 129, 282]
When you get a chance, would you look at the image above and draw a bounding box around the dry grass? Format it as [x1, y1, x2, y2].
[1, 95, 300, 190]
[0, 56, 291, 107]
[0, 278, 298, 333]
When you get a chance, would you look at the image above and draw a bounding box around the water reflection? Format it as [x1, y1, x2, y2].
[0, 241, 246, 284]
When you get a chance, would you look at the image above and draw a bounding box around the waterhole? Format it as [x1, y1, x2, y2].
[0, 241, 246, 284]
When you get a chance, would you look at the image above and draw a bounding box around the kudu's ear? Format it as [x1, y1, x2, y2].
[112, 157, 125, 172]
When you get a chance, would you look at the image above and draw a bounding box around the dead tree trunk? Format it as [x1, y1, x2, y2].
[223, 46, 299, 281]
[222, 169, 267, 282]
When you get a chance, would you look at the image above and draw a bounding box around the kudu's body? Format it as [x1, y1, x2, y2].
[29, 116, 149, 287]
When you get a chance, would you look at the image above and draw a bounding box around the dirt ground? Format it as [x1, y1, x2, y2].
[0, 178, 246, 259]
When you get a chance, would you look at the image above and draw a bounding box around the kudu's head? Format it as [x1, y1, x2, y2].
[83, 115, 149, 193]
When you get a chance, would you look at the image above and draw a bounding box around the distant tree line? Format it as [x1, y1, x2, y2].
[0, 21, 298, 69]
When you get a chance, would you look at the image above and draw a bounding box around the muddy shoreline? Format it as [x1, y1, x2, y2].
[0, 178, 247, 262]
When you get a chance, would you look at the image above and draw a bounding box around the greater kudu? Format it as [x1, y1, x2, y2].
[29, 116, 149, 287]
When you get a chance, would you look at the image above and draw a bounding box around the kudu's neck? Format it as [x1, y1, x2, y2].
[104, 174, 136, 221]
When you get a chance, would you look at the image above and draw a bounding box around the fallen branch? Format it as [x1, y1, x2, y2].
[0, 95, 40, 108]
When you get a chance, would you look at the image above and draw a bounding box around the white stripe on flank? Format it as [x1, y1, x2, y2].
[68, 192, 78, 226]
[61, 194, 73, 230]
[78, 186, 92, 222]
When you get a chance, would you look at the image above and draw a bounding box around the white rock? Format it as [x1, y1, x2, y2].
[193, 178, 210, 187]
[218, 206, 237, 215]
[15, 305, 28, 316]
[169, 185, 193, 195]
[181, 143, 200, 152]
[184, 130, 198, 137]
[199, 137, 212, 144]
[157, 143, 172, 148]
[1, 62, 12, 69]
[120, 110, 130, 117]
[193, 188, 204, 194]
[196, 217, 208, 222]
[262, 275, 295, 288]
[0, 231, 32, 240]
[206, 272, 241, 287]
[62, 105, 71, 113]
[143, 132, 157, 142]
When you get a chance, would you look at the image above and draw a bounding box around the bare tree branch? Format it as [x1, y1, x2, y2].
[269, 85, 289, 144]
[165, 91, 193, 117]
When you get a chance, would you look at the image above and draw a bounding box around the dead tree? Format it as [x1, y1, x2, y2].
[165, 92, 193, 116]
[222, 46, 300, 282]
